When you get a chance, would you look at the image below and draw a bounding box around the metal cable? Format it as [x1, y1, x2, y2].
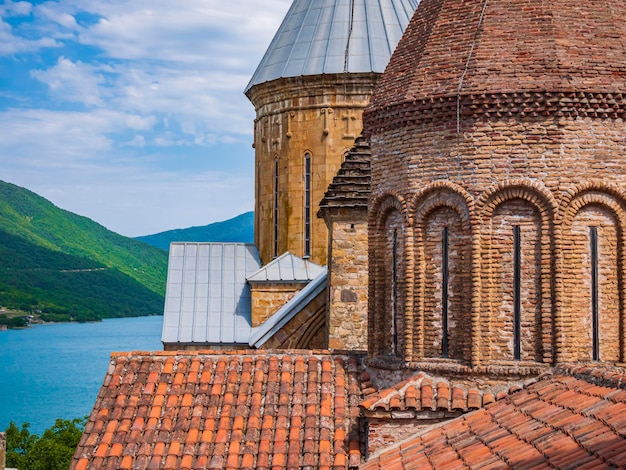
[457, 0, 489, 135]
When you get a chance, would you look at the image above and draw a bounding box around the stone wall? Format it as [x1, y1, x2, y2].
[327, 220, 368, 351]
[0, 432, 5, 470]
[249, 282, 305, 327]
[246, 73, 378, 265]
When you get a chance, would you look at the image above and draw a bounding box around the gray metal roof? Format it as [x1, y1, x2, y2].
[249, 268, 328, 347]
[161, 242, 261, 346]
[246, 252, 325, 283]
[245, 0, 421, 92]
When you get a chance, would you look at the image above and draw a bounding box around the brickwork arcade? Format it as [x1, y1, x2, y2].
[365, 0, 626, 372]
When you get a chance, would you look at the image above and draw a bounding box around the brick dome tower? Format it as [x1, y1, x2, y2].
[365, 0, 626, 371]
[246, 0, 419, 266]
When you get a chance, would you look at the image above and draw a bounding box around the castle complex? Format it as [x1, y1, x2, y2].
[72, 0, 626, 468]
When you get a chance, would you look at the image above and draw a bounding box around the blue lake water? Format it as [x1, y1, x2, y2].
[0, 316, 163, 435]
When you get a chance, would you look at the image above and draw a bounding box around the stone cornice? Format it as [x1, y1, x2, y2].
[246, 72, 380, 110]
[365, 90, 626, 134]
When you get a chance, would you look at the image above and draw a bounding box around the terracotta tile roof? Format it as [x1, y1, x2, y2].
[360, 364, 626, 469]
[318, 137, 371, 217]
[360, 372, 532, 414]
[71, 350, 362, 470]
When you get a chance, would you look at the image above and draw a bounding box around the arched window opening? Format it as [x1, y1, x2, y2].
[489, 200, 542, 362]
[273, 157, 279, 259]
[304, 153, 311, 258]
[421, 206, 471, 362]
[564, 204, 620, 362]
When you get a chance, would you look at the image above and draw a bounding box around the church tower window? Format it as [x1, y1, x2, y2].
[273, 157, 279, 259]
[304, 153, 311, 258]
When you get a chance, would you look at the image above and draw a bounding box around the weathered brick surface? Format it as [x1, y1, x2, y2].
[364, 0, 626, 370]
[246, 73, 379, 266]
[368, 0, 626, 110]
[366, 418, 441, 455]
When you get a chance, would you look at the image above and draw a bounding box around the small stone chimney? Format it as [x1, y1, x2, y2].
[318, 137, 371, 351]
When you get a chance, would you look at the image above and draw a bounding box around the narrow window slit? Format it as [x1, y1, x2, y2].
[273, 158, 279, 259]
[590, 226, 599, 361]
[392, 230, 399, 357]
[513, 225, 521, 361]
[304, 154, 311, 258]
[442, 227, 449, 358]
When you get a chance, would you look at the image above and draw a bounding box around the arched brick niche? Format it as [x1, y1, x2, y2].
[411, 185, 473, 364]
[369, 193, 410, 360]
[558, 189, 626, 363]
[477, 184, 556, 366]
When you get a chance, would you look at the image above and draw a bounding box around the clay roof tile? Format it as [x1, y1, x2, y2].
[360, 365, 626, 469]
[71, 351, 361, 470]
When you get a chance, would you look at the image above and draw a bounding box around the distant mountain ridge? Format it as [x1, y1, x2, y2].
[136, 211, 254, 251]
[0, 180, 168, 321]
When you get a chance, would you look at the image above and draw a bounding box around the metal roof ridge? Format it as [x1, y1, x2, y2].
[246, 252, 324, 282]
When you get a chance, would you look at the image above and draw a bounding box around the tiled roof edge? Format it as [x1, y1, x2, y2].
[557, 363, 626, 389]
[109, 348, 344, 359]
[359, 371, 541, 412]
[249, 268, 328, 347]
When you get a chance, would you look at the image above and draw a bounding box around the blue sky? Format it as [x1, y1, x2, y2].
[0, 0, 291, 237]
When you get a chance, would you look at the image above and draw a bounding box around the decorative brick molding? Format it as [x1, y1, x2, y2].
[366, 92, 626, 134]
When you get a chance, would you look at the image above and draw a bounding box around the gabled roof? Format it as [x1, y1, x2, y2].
[71, 350, 363, 470]
[161, 243, 261, 346]
[360, 364, 626, 469]
[246, 252, 324, 283]
[360, 371, 533, 414]
[318, 136, 371, 217]
[249, 268, 328, 348]
[245, 0, 420, 92]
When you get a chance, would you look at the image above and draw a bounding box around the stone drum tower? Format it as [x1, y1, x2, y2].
[365, 0, 626, 371]
[246, 0, 419, 266]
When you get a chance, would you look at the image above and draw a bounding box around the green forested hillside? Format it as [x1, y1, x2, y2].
[0, 180, 167, 320]
[0, 231, 162, 321]
[0, 181, 167, 295]
[136, 211, 254, 251]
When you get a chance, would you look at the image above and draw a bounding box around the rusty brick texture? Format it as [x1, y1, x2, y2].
[364, 0, 626, 369]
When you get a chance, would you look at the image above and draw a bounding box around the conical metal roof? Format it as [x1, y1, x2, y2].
[245, 0, 420, 92]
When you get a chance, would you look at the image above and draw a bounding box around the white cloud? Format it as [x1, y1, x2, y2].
[0, 20, 59, 55]
[0, 1, 32, 17]
[0, 0, 292, 235]
[0, 108, 154, 162]
[31, 57, 105, 106]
